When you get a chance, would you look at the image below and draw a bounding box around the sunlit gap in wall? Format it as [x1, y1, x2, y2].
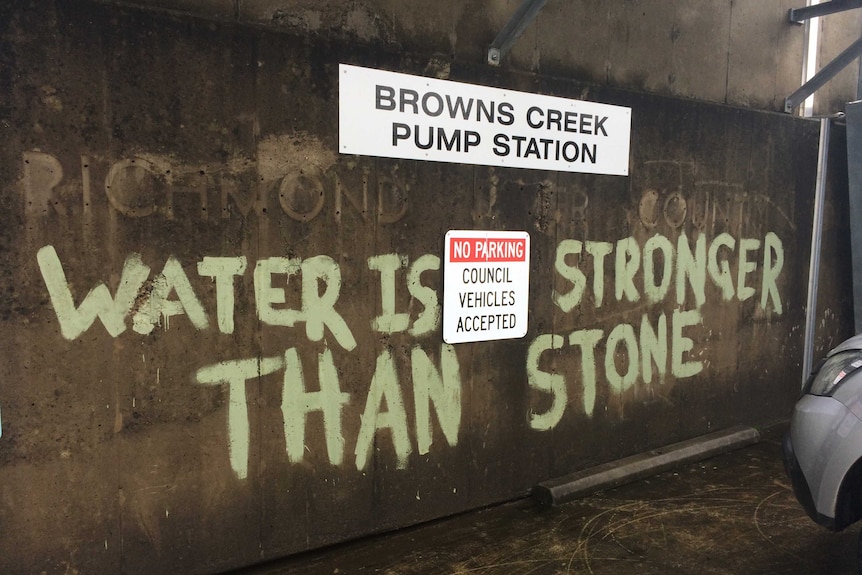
[802, 0, 821, 117]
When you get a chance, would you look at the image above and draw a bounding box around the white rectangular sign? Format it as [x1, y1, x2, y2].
[339, 64, 631, 175]
[443, 230, 530, 344]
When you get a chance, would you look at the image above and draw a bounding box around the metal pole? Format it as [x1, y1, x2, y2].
[785, 36, 862, 113]
[487, 0, 548, 66]
[789, 0, 862, 23]
[802, 117, 831, 387]
[845, 102, 862, 334]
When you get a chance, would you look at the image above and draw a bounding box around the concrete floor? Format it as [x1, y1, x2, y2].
[229, 423, 860, 575]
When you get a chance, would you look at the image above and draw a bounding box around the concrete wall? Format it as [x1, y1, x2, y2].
[0, 0, 855, 573]
[89, 0, 862, 114]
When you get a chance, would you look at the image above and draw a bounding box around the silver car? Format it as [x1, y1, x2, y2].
[783, 334, 862, 533]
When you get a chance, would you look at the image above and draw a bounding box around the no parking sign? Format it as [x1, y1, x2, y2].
[443, 230, 530, 344]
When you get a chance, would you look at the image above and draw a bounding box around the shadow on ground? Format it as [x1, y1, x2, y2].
[230, 423, 858, 574]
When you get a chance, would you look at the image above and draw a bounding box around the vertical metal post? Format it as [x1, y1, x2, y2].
[803, 117, 831, 386]
[846, 101, 862, 334]
[858, 54, 862, 100]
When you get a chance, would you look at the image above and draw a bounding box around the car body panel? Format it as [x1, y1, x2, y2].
[790, 393, 862, 523]
[826, 334, 862, 357]
[786, 335, 862, 532]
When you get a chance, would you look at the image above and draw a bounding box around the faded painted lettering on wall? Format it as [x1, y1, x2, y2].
[27, 150, 785, 480]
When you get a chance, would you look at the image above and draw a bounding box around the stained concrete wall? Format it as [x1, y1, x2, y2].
[0, 1, 855, 573]
[89, 0, 862, 114]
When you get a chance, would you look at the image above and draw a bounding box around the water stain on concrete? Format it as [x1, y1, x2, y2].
[235, 424, 859, 575]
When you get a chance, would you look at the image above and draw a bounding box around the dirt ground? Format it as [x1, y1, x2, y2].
[228, 423, 859, 575]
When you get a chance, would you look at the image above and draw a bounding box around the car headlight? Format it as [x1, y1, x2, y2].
[804, 350, 862, 396]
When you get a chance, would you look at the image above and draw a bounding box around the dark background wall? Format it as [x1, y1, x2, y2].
[0, 1, 855, 573]
[90, 0, 862, 115]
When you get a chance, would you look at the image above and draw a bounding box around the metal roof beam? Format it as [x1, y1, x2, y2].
[487, 0, 548, 66]
[785, 35, 862, 112]
[789, 0, 862, 24]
